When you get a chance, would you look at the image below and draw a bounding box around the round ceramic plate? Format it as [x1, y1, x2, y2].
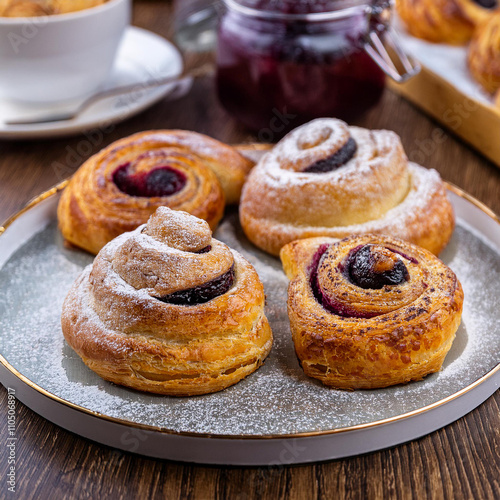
[0, 183, 499, 465]
[0, 27, 184, 140]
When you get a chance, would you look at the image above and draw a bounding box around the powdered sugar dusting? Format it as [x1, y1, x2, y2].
[254, 126, 404, 189]
[98, 209, 234, 298]
[0, 215, 498, 436]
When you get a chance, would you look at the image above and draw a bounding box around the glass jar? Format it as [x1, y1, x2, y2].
[216, 0, 418, 134]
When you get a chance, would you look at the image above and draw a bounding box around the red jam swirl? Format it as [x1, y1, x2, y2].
[309, 244, 411, 318]
[112, 163, 187, 198]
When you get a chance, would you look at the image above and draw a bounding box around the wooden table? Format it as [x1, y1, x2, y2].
[1, 2, 499, 499]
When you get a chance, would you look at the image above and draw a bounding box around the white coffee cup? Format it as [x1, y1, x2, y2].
[0, 0, 130, 104]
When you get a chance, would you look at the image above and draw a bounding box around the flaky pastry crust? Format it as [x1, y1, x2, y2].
[280, 235, 464, 390]
[396, 0, 496, 45]
[58, 130, 253, 255]
[61, 207, 273, 396]
[468, 13, 500, 94]
[239, 119, 455, 257]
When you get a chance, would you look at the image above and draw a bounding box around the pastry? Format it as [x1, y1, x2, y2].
[495, 89, 500, 107]
[61, 207, 273, 396]
[395, 0, 497, 45]
[239, 118, 455, 257]
[0, 0, 107, 16]
[468, 13, 500, 94]
[281, 234, 464, 390]
[58, 130, 253, 254]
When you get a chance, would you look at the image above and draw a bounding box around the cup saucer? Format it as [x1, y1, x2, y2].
[0, 26, 184, 140]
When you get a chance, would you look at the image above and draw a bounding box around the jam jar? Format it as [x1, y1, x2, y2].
[216, 0, 419, 134]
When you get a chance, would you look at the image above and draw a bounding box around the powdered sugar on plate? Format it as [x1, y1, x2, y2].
[0, 212, 498, 436]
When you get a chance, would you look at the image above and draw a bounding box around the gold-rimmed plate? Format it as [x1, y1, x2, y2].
[0, 182, 498, 465]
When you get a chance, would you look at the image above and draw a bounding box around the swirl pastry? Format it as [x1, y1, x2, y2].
[58, 130, 253, 255]
[281, 234, 464, 390]
[468, 13, 500, 94]
[0, 0, 107, 16]
[239, 118, 455, 257]
[395, 0, 497, 45]
[61, 207, 273, 396]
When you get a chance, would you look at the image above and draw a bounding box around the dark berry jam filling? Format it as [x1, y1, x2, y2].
[308, 244, 379, 319]
[309, 243, 413, 318]
[196, 245, 212, 254]
[113, 163, 187, 198]
[345, 245, 409, 290]
[308, 244, 331, 288]
[473, 0, 497, 8]
[304, 137, 357, 173]
[156, 265, 235, 305]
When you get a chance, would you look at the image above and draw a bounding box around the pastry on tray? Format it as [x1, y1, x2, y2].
[61, 207, 273, 396]
[239, 118, 454, 257]
[57, 130, 253, 255]
[0, 0, 107, 16]
[281, 234, 464, 390]
[468, 12, 500, 94]
[395, 0, 497, 45]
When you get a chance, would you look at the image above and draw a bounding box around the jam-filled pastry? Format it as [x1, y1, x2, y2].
[58, 130, 253, 255]
[240, 118, 454, 257]
[395, 0, 497, 45]
[468, 13, 500, 94]
[61, 207, 273, 396]
[0, 0, 106, 16]
[281, 234, 464, 390]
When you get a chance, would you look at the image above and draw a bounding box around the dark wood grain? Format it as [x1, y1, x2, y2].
[0, 2, 499, 499]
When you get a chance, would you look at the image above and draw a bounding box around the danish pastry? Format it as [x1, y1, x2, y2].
[61, 207, 273, 396]
[468, 13, 500, 94]
[0, 0, 107, 16]
[239, 118, 455, 257]
[395, 0, 497, 45]
[58, 130, 253, 254]
[281, 234, 464, 390]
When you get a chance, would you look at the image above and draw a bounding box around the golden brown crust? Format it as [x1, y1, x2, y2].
[0, 0, 107, 16]
[468, 13, 500, 94]
[280, 235, 464, 390]
[239, 119, 455, 257]
[58, 130, 253, 255]
[396, 0, 495, 45]
[61, 207, 273, 396]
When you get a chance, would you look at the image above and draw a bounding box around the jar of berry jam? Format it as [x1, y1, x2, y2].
[216, 0, 419, 135]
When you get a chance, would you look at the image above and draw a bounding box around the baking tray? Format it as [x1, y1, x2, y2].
[389, 21, 500, 168]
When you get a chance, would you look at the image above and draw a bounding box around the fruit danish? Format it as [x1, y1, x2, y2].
[395, 0, 497, 45]
[468, 13, 500, 94]
[61, 207, 273, 396]
[281, 234, 464, 390]
[239, 118, 454, 257]
[58, 130, 253, 254]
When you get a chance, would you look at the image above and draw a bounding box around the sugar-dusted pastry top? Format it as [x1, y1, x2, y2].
[0, 0, 107, 16]
[281, 234, 464, 390]
[61, 207, 273, 396]
[240, 118, 455, 256]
